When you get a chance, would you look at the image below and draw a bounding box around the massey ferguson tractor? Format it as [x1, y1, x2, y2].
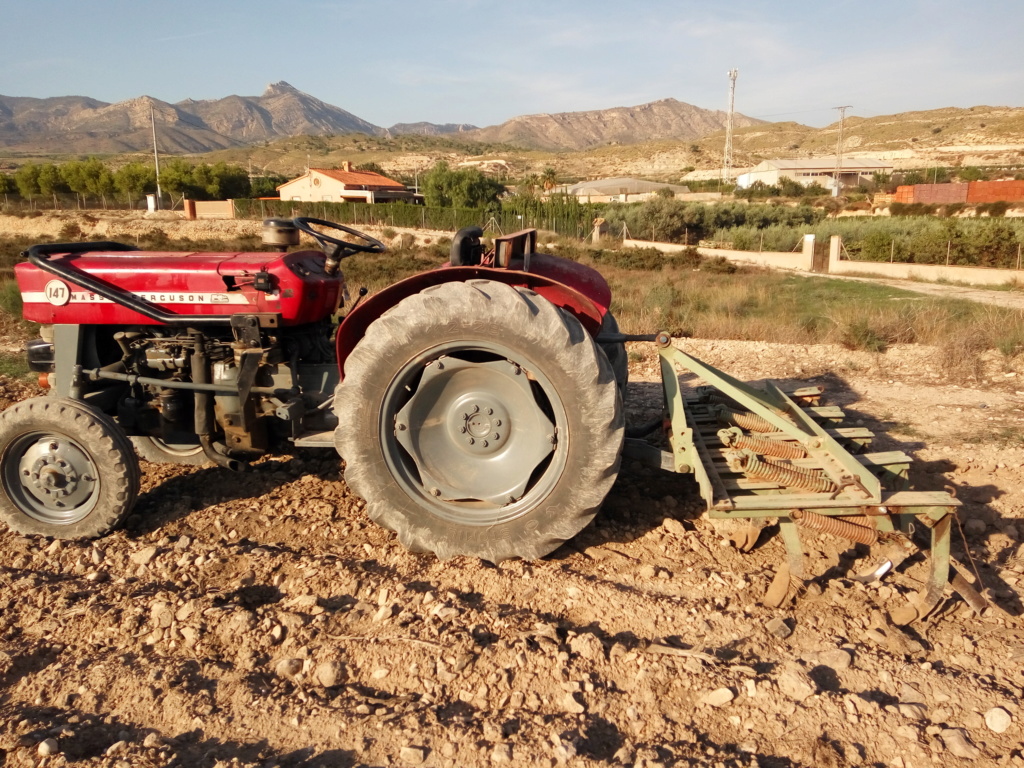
[1, 218, 986, 621]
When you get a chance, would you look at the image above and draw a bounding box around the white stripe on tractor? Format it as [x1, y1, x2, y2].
[21, 291, 251, 305]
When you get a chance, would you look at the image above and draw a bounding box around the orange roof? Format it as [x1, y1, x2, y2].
[309, 167, 406, 189]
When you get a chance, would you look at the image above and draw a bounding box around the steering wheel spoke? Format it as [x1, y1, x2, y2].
[291, 217, 386, 263]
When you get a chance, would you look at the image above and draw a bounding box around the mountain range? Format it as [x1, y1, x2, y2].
[0, 82, 757, 155]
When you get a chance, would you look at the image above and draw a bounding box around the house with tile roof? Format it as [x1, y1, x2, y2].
[277, 162, 418, 203]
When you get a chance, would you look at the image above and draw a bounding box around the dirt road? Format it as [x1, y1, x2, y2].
[1, 339, 1022, 767]
[814, 273, 1024, 311]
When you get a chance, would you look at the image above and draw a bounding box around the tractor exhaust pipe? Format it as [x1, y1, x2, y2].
[192, 344, 245, 472]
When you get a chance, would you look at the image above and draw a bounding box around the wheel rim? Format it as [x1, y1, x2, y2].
[2, 431, 100, 525]
[381, 342, 567, 526]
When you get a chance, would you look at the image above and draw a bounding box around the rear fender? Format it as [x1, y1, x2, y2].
[336, 260, 611, 378]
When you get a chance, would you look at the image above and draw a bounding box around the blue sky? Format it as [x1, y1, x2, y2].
[2, 0, 1021, 130]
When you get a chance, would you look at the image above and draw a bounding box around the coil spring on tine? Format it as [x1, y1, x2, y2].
[714, 405, 776, 434]
[702, 392, 741, 410]
[719, 427, 807, 459]
[728, 451, 837, 493]
[791, 509, 879, 546]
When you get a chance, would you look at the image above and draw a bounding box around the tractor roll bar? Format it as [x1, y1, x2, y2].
[25, 242, 237, 328]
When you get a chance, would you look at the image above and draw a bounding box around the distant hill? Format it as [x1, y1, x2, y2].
[718, 105, 1024, 170]
[388, 122, 478, 137]
[0, 86, 760, 157]
[463, 98, 765, 151]
[0, 82, 384, 154]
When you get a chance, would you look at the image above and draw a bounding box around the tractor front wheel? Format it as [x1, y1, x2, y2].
[334, 280, 623, 562]
[0, 397, 140, 538]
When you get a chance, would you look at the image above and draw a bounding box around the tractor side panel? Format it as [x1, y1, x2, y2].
[15, 249, 341, 326]
[336, 263, 609, 379]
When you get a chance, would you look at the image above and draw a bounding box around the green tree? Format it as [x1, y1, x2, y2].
[958, 166, 986, 182]
[250, 172, 288, 198]
[114, 162, 156, 205]
[85, 160, 116, 208]
[421, 161, 504, 208]
[14, 163, 41, 201]
[0, 173, 13, 197]
[37, 163, 67, 207]
[159, 159, 197, 200]
[541, 167, 558, 191]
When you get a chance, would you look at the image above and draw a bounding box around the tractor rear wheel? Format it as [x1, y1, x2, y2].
[599, 311, 628, 398]
[131, 436, 208, 466]
[0, 397, 140, 538]
[334, 280, 623, 562]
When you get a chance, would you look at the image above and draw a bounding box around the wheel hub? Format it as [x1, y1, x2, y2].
[451, 398, 510, 454]
[394, 356, 555, 506]
[15, 436, 97, 514]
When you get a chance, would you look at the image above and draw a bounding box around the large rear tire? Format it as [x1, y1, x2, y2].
[334, 280, 623, 562]
[599, 311, 629, 399]
[0, 397, 140, 538]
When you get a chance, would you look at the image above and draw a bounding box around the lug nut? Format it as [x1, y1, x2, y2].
[495, 419, 502, 426]
[429, 487, 441, 497]
[48, 442, 59, 451]
[493, 433, 500, 440]
[396, 423, 407, 431]
[468, 438, 475, 445]
[486, 408, 493, 415]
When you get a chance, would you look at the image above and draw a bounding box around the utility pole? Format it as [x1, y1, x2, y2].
[832, 105, 852, 197]
[150, 105, 162, 210]
[722, 69, 739, 184]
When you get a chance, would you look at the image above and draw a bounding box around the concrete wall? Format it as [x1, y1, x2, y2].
[626, 235, 1023, 286]
[828, 256, 1023, 286]
[624, 238, 812, 271]
[193, 200, 235, 220]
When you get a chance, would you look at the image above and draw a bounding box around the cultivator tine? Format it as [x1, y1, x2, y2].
[646, 332, 974, 622]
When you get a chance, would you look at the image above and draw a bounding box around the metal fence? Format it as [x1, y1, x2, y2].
[232, 199, 597, 239]
[1, 196, 600, 240]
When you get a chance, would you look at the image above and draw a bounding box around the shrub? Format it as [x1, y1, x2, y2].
[612, 247, 664, 271]
[671, 246, 703, 269]
[58, 222, 83, 241]
[701, 256, 737, 274]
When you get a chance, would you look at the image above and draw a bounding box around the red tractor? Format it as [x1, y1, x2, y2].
[2, 219, 626, 562]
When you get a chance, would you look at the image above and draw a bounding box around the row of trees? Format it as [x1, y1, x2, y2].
[0, 159, 287, 207]
[600, 197, 824, 244]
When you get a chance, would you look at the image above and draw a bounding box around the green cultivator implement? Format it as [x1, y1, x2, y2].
[623, 332, 987, 624]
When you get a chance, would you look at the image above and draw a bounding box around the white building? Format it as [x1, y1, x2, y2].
[735, 157, 893, 191]
[277, 163, 417, 203]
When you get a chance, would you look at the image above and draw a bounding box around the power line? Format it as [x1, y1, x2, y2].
[722, 69, 738, 184]
[832, 105, 852, 197]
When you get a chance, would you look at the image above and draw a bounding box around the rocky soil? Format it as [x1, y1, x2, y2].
[0, 336, 1022, 768]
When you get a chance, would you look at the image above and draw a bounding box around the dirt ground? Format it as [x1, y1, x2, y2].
[0, 335, 1023, 768]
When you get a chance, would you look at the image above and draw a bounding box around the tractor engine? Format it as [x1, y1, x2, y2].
[16, 221, 346, 467]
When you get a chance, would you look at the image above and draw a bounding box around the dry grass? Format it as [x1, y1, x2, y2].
[3, 235, 1021, 384]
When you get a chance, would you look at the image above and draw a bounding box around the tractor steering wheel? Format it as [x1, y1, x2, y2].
[292, 217, 386, 262]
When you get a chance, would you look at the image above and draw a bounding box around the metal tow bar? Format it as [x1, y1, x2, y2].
[622, 332, 988, 625]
